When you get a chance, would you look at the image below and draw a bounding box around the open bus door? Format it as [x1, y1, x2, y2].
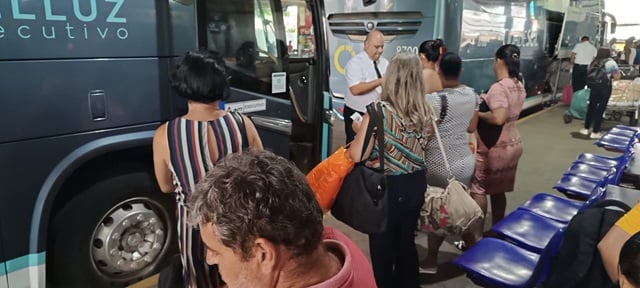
[195, 0, 330, 171]
[0, 229, 6, 288]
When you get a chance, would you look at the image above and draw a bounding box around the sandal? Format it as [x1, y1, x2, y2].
[454, 240, 467, 251]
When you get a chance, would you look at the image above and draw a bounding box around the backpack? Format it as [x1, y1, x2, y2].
[545, 199, 631, 288]
[586, 59, 611, 87]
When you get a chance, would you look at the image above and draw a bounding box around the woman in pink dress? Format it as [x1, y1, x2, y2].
[467, 44, 525, 246]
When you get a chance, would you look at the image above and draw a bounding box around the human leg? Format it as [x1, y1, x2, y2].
[490, 193, 507, 226]
[584, 88, 600, 130]
[592, 84, 613, 133]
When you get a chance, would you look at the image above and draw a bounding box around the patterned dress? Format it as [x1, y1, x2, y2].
[471, 78, 525, 195]
[166, 113, 245, 288]
[425, 86, 480, 187]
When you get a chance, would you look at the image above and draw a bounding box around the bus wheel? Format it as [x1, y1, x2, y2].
[48, 171, 177, 288]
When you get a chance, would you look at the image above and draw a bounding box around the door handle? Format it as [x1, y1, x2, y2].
[298, 75, 308, 86]
[251, 115, 292, 135]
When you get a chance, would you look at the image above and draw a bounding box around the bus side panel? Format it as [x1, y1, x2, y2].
[324, 0, 437, 101]
[0, 125, 159, 264]
[458, 0, 549, 98]
[0, 59, 173, 144]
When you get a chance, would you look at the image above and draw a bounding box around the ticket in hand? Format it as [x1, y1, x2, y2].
[350, 112, 363, 122]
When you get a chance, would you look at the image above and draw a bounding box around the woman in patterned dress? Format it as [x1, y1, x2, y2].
[419, 52, 480, 274]
[152, 49, 263, 287]
[468, 44, 525, 244]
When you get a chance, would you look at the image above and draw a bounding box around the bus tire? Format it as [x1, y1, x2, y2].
[47, 171, 177, 288]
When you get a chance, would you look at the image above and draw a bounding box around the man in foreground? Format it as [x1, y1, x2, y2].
[188, 150, 376, 287]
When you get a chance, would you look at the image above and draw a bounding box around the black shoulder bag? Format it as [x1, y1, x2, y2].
[332, 102, 388, 234]
[477, 83, 504, 149]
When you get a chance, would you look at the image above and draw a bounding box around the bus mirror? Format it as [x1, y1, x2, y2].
[363, 0, 377, 6]
[611, 23, 617, 34]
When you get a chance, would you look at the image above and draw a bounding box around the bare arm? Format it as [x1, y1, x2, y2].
[349, 78, 384, 96]
[349, 113, 376, 162]
[570, 52, 576, 66]
[467, 111, 479, 133]
[243, 115, 264, 150]
[479, 108, 508, 126]
[598, 226, 631, 282]
[152, 124, 175, 193]
[612, 71, 622, 81]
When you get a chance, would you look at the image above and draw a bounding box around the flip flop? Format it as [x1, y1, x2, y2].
[419, 266, 438, 274]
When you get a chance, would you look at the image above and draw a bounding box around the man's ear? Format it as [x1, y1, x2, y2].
[252, 238, 278, 274]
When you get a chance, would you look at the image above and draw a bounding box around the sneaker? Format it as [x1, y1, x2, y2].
[590, 132, 603, 139]
[579, 128, 590, 136]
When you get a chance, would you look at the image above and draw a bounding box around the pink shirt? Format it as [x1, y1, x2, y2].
[309, 226, 377, 288]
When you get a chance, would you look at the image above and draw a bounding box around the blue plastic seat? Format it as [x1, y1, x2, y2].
[607, 127, 638, 137]
[454, 228, 565, 288]
[490, 209, 565, 253]
[553, 174, 603, 200]
[518, 193, 583, 223]
[574, 153, 620, 168]
[595, 134, 636, 152]
[613, 124, 640, 132]
[564, 163, 612, 181]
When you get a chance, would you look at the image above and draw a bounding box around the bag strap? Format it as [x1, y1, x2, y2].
[429, 104, 453, 179]
[231, 112, 249, 149]
[438, 93, 448, 123]
[362, 103, 385, 173]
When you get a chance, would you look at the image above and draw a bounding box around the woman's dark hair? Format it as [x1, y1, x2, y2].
[419, 38, 445, 62]
[594, 47, 611, 61]
[170, 49, 230, 103]
[495, 44, 521, 80]
[439, 52, 462, 79]
[620, 232, 640, 287]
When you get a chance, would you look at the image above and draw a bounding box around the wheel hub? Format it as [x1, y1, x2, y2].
[91, 200, 166, 275]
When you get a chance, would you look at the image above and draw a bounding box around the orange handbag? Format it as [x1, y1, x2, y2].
[306, 146, 355, 213]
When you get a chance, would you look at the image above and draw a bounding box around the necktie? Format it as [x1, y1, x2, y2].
[373, 60, 382, 79]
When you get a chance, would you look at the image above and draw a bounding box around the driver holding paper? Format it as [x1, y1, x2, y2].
[344, 30, 388, 143]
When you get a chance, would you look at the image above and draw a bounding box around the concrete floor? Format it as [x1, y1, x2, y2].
[324, 103, 619, 287]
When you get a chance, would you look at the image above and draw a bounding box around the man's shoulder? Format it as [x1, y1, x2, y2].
[345, 52, 367, 69]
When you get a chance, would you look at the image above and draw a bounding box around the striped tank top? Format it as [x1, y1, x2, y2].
[166, 113, 245, 288]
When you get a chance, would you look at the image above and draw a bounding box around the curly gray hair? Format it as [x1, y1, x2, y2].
[188, 150, 324, 260]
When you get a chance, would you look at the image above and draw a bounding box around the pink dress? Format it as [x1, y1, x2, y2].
[471, 78, 525, 195]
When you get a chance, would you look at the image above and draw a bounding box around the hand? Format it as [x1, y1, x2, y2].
[352, 119, 362, 134]
[569, 68, 573, 73]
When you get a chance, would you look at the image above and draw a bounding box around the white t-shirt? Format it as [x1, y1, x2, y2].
[572, 41, 597, 65]
[344, 51, 389, 112]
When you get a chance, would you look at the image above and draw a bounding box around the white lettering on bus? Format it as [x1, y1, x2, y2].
[0, 26, 4, 38]
[18, 26, 30, 39]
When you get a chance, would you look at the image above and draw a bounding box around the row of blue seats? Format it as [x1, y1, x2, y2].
[453, 125, 640, 288]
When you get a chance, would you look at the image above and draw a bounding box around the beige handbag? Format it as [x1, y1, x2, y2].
[419, 103, 483, 235]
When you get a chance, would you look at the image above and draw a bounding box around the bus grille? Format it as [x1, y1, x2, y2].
[327, 12, 423, 40]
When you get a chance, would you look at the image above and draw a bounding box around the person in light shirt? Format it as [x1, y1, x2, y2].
[343, 30, 389, 143]
[570, 36, 598, 92]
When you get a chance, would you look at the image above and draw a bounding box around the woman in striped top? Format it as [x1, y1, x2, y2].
[152, 50, 263, 287]
[350, 52, 433, 288]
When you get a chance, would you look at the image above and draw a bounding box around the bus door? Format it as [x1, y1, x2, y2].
[0, 234, 6, 288]
[324, 0, 439, 119]
[197, 0, 329, 171]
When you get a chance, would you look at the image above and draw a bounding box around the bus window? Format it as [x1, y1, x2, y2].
[204, 0, 287, 99]
[282, 1, 315, 58]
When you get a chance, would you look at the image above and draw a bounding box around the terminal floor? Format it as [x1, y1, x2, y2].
[325, 103, 619, 287]
[130, 103, 622, 288]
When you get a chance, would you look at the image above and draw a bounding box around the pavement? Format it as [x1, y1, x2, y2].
[131, 103, 621, 288]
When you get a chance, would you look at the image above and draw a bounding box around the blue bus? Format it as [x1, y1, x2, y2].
[325, 0, 612, 119]
[0, 0, 329, 286]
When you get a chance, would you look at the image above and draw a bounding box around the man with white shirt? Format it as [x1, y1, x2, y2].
[343, 30, 388, 143]
[570, 36, 598, 93]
